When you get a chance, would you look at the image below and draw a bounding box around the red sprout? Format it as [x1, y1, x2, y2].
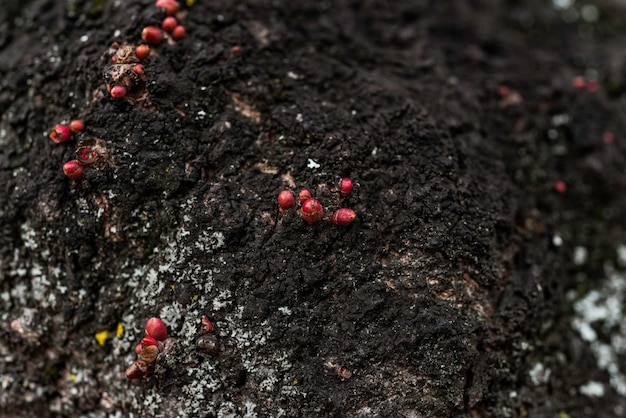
[63, 160, 83, 180]
[300, 198, 324, 225]
[331, 208, 357, 226]
[49, 124, 71, 144]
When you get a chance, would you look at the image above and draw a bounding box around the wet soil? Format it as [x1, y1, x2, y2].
[2, 0, 626, 417]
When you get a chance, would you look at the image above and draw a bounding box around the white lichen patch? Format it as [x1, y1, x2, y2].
[571, 262, 626, 395]
[160, 302, 183, 330]
[528, 362, 551, 386]
[579, 381, 605, 397]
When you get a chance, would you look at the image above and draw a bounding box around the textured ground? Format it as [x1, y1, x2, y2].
[2, 0, 626, 417]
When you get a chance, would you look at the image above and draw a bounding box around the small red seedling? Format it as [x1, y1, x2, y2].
[331, 208, 357, 226]
[603, 131, 615, 145]
[132, 64, 144, 75]
[201, 315, 214, 333]
[278, 190, 295, 210]
[135, 44, 151, 60]
[162, 16, 178, 32]
[145, 317, 168, 341]
[155, 0, 180, 15]
[339, 178, 353, 197]
[141, 336, 159, 348]
[172, 25, 186, 41]
[49, 124, 71, 144]
[586, 80, 600, 94]
[109, 85, 127, 99]
[572, 76, 586, 91]
[142, 26, 163, 46]
[553, 180, 566, 194]
[299, 189, 311, 203]
[63, 160, 83, 180]
[69, 119, 85, 133]
[76, 146, 99, 165]
[300, 198, 324, 225]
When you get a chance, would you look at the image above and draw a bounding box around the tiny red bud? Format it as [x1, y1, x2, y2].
[132, 64, 144, 75]
[135, 44, 151, 60]
[299, 189, 311, 203]
[339, 178, 353, 198]
[145, 317, 167, 341]
[142, 26, 163, 46]
[232, 46, 241, 54]
[331, 208, 357, 226]
[76, 146, 99, 165]
[171, 25, 186, 41]
[69, 119, 85, 133]
[162, 16, 178, 32]
[572, 76, 586, 91]
[63, 160, 83, 180]
[141, 336, 159, 348]
[498, 85, 510, 97]
[49, 124, 71, 144]
[603, 131, 615, 145]
[553, 181, 566, 194]
[155, 0, 180, 15]
[201, 315, 214, 334]
[586, 80, 600, 94]
[300, 198, 324, 225]
[110, 85, 127, 99]
[278, 190, 295, 210]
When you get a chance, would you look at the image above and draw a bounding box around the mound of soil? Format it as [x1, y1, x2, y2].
[2, 0, 626, 417]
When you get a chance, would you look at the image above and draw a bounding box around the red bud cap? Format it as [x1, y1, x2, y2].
[69, 119, 85, 133]
[49, 124, 71, 143]
[162, 16, 177, 32]
[300, 198, 324, 224]
[572, 76, 586, 91]
[145, 317, 167, 341]
[339, 178, 353, 197]
[132, 64, 144, 75]
[553, 181, 566, 194]
[278, 190, 295, 210]
[110, 85, 127, 99]
[141, 336, 159, 348]
[201, 315, 214, 333]
[63, 160, 83, 180]
[172, 25, 186, 41]
[155, 0, 180, 15]
[331, 208, 357, 226]
[142, 26, 163, 45]
[299, 189, 311, 203]
[135, 44, 151, 60]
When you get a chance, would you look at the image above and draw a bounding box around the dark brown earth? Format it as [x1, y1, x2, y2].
[2, 0, 626, 417]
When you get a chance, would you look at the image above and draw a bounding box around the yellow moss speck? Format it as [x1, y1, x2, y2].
[69, 374, 77, 382]
[192, 295, 199, 302]
[95, 330, 110, 347]
[187, 0, 195, 5]
[116, 322, 124, 338]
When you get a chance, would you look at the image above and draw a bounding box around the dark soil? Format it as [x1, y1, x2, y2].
[2, 0, 626, 417]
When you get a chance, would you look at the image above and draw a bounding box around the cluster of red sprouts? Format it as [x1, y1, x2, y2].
[278, 178, 357, 227]
[126, 317, 169, 380]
